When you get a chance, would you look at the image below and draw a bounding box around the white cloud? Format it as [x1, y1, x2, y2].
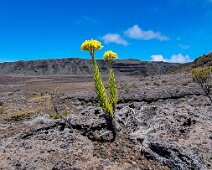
[124, 25, 169, 41]
[101, 33, 128, 46]
[170, 53, 191, 63]
[151, 55, 168, 62]
[151, 53, 191, 63]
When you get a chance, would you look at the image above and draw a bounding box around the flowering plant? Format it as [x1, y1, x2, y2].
[81, 39, 118, 139]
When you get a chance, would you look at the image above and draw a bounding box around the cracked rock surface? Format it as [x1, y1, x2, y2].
[0, 73, 212, 169]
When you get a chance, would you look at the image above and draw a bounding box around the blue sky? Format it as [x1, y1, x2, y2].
[0, 0, 212, 63]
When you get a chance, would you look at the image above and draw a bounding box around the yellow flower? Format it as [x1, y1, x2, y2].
[80, 39, 103, 52]
[103, 51, 118, 62]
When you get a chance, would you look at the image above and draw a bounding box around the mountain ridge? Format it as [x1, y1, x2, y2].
[0, 58, 180, 76]
[173, 52, 212, 72]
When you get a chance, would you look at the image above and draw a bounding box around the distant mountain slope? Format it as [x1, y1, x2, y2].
[173, 52, 212, 72]
[190, 52, 212, 67]
[0, 58, 180, 76]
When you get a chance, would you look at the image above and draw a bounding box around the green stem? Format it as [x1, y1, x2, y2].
[108, 61, 118, 116]
[90, 50, 113, 117]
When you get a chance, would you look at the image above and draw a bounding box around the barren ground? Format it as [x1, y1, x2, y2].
[0, 73, 211, 170]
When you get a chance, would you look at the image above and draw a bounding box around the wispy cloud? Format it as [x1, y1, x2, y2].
[73, 16, 97, 25]
[178, 44, 191, 49]
[81, 16, 97, 23]
[176, 37, 181, 41]
[101, 33, 128, 46]
[151, 53, 191, 63]
[124, 25, 169, 41]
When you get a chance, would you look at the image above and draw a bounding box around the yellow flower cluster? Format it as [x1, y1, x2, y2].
[103, 51, 118, 62]
[80, 39, 103, 52]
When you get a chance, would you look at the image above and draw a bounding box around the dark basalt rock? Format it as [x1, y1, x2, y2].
[141, 139, 206, 170]
[67, 106, 113, 141]
[115, 102, 209, 169]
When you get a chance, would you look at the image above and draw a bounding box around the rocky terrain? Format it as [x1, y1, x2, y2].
[0, 58, 179, 76]
[0, 70, 211, 169]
